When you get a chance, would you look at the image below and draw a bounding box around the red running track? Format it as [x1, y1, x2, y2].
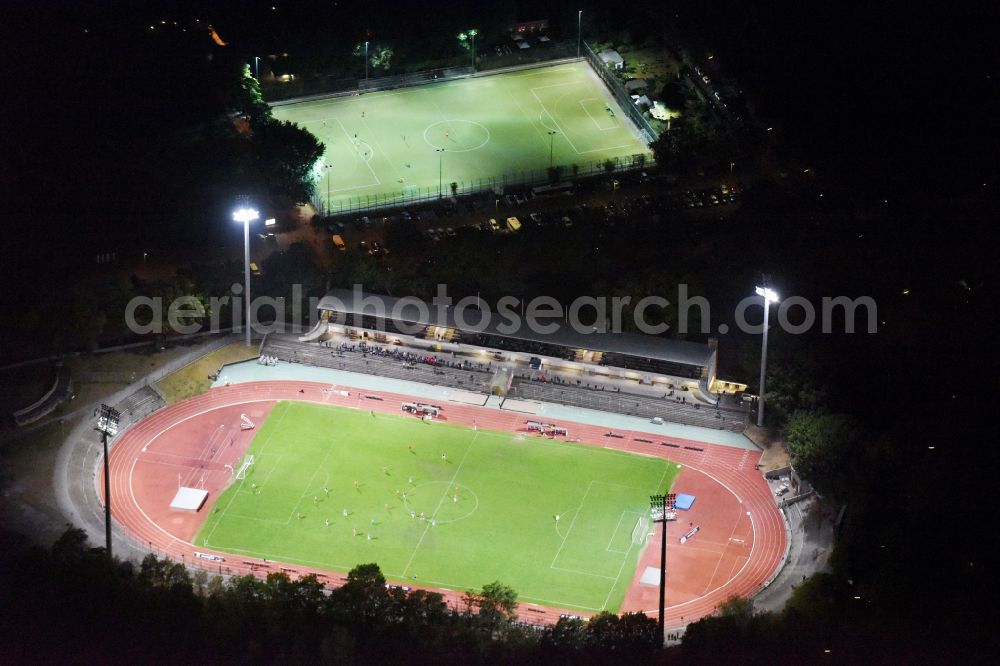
[104, 381, 785, 627]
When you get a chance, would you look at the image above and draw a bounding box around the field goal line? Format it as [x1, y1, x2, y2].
[530, 85, 635, 157]
[579, 97, 619, 131]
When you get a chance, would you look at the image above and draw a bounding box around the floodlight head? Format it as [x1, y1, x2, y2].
[650, 493, 666, 508]
[97, 403, 121, 436]
[755, 286, 779, 303]
[233, 207, 259, 225]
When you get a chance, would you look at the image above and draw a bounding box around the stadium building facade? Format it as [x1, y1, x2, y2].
[308, 289, 746, 397]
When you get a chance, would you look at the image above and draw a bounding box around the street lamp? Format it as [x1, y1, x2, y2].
[754, 284, 779, 427]
[436, 148, 445, 198]
[650, 493, 672, 646]
[458, 29, 478, 71]
[577, 10, 583, 58]
[364, 41, 369, 81]
[97, 404, 120, 559]
[233, 205, 259, 346]
[548, 130, 558, 169]
[324, 163, 333, 214]
[253, 55, 260, 80]
[469, 28, 478, 71]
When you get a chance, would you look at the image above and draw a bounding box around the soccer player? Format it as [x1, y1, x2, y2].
[323, 486, 329, 495]
[343, 508, 349, 517]
[408, 475, 413, 484]
[325, 518, 331, 527]
[313, 496, 319, 505]
[441, 451, 447, 461]
[354, 480, 360, 491]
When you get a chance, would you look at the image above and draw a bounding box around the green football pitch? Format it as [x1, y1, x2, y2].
[271, 61, 651, 212]
[196, 401, 678, 612]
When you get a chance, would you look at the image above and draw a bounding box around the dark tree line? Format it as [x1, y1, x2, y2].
[0, 528, 665, 664]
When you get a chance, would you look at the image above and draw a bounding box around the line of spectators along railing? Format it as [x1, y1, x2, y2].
[510, 379, 745, 432]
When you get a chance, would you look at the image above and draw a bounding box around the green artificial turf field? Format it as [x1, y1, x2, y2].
[271, 61, 651, 213]
[196, 401, 678, 612]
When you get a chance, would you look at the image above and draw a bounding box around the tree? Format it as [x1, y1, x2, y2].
[784, 410, 863, 499]
[718, 594, 755, 627]
[370, 45, 393, 72]
[466, 580, 518, 634]
[541, 616, 587, 653]
[335, 563, 389, 623]
[585, 611, 658, 653]
[354, 43, 393, 74]
[233, 63, 269, 122]
[252, 118, 325, 201]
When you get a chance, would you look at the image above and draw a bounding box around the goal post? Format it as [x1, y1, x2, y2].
[235, 454, 255, 480]
[631, 516, 650, 545]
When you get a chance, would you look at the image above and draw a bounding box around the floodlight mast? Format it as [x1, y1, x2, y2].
[577, 11, 583, 58]
[97, 404, 120, 559]
[650, 493, 668, 646]
[754, 284, 779, 427]
[470, 29, 478, 71]
[233, 205, 259, 346]
[324, 164, 333, 214]
[436, 148, 445, 198]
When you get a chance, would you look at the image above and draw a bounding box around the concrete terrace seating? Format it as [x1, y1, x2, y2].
[113, 386, 165, 432]
[12, 364, 73, 427]
[509, 379, 746, 432]
[261, 335, 493, 394]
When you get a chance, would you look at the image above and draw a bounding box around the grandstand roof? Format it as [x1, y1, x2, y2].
[317, 289, 714, 369]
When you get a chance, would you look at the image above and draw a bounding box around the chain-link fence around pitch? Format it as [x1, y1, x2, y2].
[580, 41, 659, 145]
[320, 152, 652, 216]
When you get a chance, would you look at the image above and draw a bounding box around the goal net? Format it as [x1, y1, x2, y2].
[235, 454, 255, 480]
[631, 516, 650, 545]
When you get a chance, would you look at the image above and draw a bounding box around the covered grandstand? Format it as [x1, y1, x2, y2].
[257, 290, 749, 431]
[313, 289, 723, 386]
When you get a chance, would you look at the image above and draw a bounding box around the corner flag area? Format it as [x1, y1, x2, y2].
[272, 61, 651, 212]
[195, 401, 676, 612]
